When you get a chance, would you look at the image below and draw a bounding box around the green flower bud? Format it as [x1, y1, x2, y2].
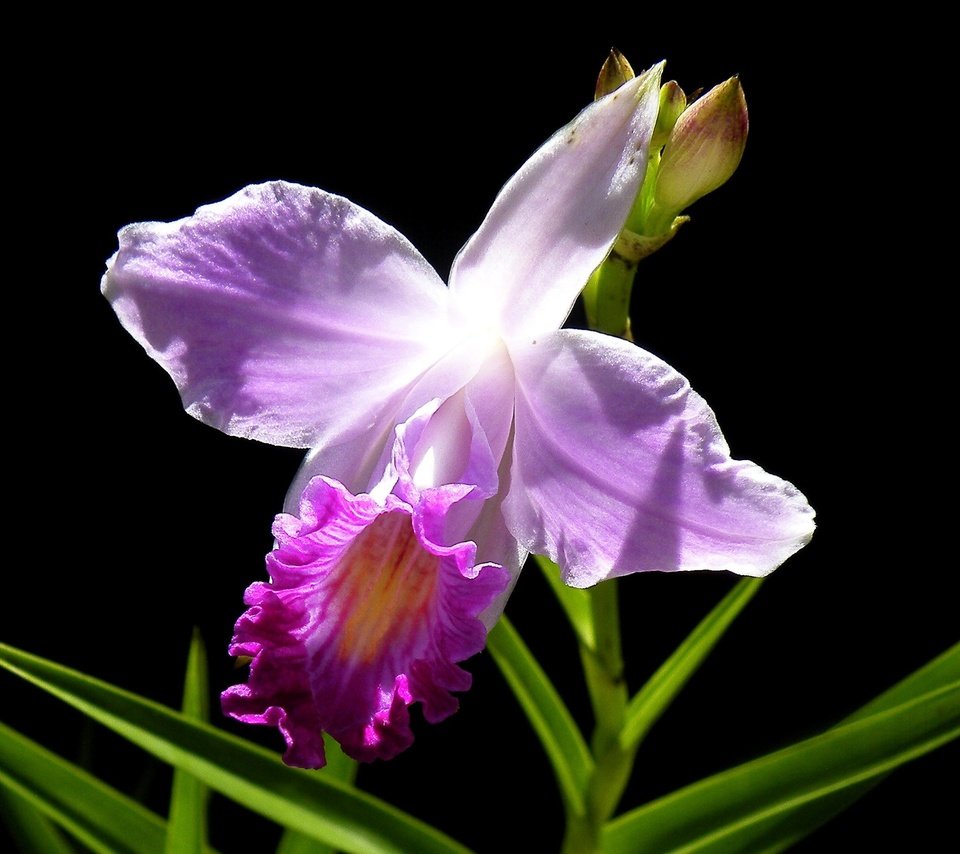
[654, 76, 748, 215]
[651, 81, 687, 149]
[595, 48, 635, 100]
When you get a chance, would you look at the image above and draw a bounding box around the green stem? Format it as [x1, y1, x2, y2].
[561, 581, 635, 852]
[583, 580, 634, 821]
[582, 259, 637, 340]
[583, 580, 626, 752]
[561, 812, 598, 854]
[562, 229, 643, 851]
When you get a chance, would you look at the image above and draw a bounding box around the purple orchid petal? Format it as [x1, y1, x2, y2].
[448, 63, 663, 341]
[467, 441, 528, 629]
[459, 341, 527, 619]
[283, 336, 493, 504]
[221, 475, 509, 767]
[391, 349, 523, 626]
[393, 394, 497, 500]
[394, 346, 519, 553]
[103, 181, 451, 449]
[504, 330, 815, 587]
[463, 339, 516, 475]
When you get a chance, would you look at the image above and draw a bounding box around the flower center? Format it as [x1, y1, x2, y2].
[410, 390, 473, 490]
[334, 510, 439, 664]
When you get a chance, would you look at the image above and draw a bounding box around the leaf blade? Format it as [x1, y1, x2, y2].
[276, 741, 358, 854]
[603, 679, 960, 854]
[714, 640, 960, 853]
[0, 778, 75, 854]
[486, 616, 594, 815]
[0, 643, 470, 854]
[0, 720, 167, 854]
[166, 629, 210, 854]
[621, 578, 763, 751]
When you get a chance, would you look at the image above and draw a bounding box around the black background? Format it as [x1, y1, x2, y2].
[4, 19, 956, 853]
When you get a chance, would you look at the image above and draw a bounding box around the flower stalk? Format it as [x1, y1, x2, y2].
[567, 54, 755, 851]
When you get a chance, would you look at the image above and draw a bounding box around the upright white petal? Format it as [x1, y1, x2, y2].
[449, 64, 663, 341]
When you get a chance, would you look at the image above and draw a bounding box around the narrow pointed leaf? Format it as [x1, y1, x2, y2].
[621, 578, 763, 750]
[0, 771, 116, 854]
[0, 781, 74, 854]
[275, 829, 333, 854]
[166, 629, 210, 854]
[486, 616, 593, 815]
[850, 642, 960, 721]
[536, 555, 595, 651]
[603, 680, 960, 853]
[276, 741, 359, 854]
[717, 641, 960, 853]
[0, 720, 166, 854]
[0, 643, 469, 854]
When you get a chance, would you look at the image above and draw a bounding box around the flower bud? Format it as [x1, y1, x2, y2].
[651, 81, 687, 149]
[654, 76, 748, 215]
[595, 48, 635, 100]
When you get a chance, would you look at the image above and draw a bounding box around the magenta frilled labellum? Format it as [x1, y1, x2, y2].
[222, 444, 509, 766]
[102, 63, 815, 766]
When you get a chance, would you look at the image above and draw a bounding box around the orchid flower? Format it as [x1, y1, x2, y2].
[102, 62, 814, 768]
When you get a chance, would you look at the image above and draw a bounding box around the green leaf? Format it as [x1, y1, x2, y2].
[166, 629, 210, 854]
[602, 679, 960, 853]
[849, 642, 960, 722]
[721, 641, 960, 853]
[485, 615, 593, 815]
[535, 555, 595, 651]
[0, 780, 74, 854]
[275, 828, 332, 854]
[621, 578, 763, 751]
[0, 643, 469, 854]
[0, 720, 167, 854]
[276, 741, 359, 854]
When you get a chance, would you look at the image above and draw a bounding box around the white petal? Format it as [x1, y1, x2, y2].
[103, 181, 452, 448]
[448, 64, 663, 341]
[504, 330, 815, 587]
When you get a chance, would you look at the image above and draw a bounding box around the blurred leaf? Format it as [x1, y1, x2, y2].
[166, 629, 210, 854]
[275, 829, 330, 854]
[603, 676, 960, 853]
[486, 615, 593, 815]
[0, 720, 166, 854]
[0, 643, 469, 854]
[716, 641, 960, 853]
[0, 781, 74, 854]
[621, 578, 763, 750]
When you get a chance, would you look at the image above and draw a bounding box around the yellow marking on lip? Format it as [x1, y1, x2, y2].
[335, 511, 439, 664]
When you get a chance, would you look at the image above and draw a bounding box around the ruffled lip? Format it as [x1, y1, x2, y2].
[221, 475, 509, 768]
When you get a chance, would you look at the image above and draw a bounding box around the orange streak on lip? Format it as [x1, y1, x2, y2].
[334, 510, 439, 664]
